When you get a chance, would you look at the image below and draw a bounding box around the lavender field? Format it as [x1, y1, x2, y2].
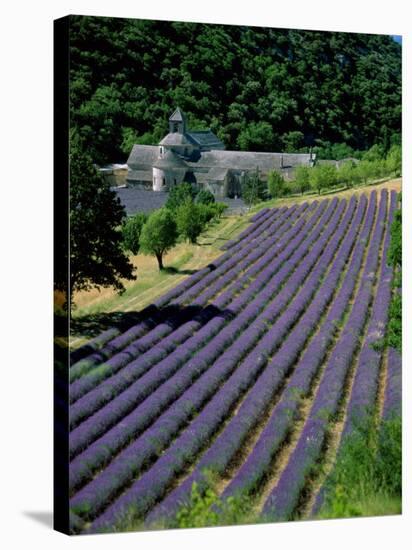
[69, 190, 401, 533]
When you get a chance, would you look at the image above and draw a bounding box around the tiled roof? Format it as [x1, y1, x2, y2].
[187, 130, 225, 150]
[126, 169, 152, 182]
[159, 132, 197, 146]
[127, 145, 159, 169]
[187, 150, 313, 171]
[153, 150, 187, 168]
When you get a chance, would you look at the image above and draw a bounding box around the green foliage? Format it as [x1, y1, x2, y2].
[69, 16, 401, 164]
[387, 195, 402, 351]
[319, 415, 402, 519]
[293, 165, 311, 194]
[388, 199, 402, 269]
[176, 200, 206, 244]
[209, 202, 228, 218]
[165, 182, 196, 210]
[310, 164, 337, 194]
[313, 142, 359, 161]
[195, 189, 215, 205]
[237, 121, 275, 152]
[241, 169, 266, 206]
[386, 144, 402, 176]
[355, 159, 375, 184]
[139, 208, 178, 270]
[387, 290, 401, 351]
[362, 143, 385, 161]
[67, 134, 135, 309]
[120, 127, 139, 156]
[337, 160, 358, 188]
[174, 479, 256, 529]
[122, 212, 147, 254]
[267, 170, 285, 198]
[282, 131, 305, 153]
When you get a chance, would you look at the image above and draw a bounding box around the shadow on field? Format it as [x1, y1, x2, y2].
[69, 303, 235, 364]
[162, 266, 199, 276]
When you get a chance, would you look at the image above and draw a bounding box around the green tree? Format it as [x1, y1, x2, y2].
[139, 208, 178, 270]
[122, 212, 147, 254]
[176, 200, 205, 244]
[195, 189, 215, 205]
[241, 169, 266, 206]
[209, 202, 228, 218]
[362, 143, 385, 162]
[282, 131, 304, 153]
[237, 121, 275, 152]
[67, 135, 135, 310]
[386, 144, 402, 177]
[69, 18, 401, 163]
[293, 165, 311, 194]
[267, 170, 285, 198]
[356, 160, 374, 185]
[310, 164, 337, 195]
[120, 127, 139, 156]
[165, 182, 196, 210]
[337, 160, 357, 188]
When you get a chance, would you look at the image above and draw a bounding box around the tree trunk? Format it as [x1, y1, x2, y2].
[156, 252, 164, 270]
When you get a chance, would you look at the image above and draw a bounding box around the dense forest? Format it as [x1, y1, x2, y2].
[69, 16, 401, 165]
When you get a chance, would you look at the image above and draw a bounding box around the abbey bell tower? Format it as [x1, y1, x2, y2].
[169, 107, 187, 134]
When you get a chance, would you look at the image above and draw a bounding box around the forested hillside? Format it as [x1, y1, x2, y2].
[69, 16, 401, 164]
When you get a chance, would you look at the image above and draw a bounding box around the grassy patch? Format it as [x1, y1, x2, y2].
[316, 415, 401, 519]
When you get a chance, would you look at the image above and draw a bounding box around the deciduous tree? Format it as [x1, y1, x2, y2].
[139, 208, 178, 270]
[67, 135, 135, 310]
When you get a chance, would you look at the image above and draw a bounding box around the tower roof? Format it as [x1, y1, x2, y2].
[169, 107, 186, 122]
[159, 132, 196, 147]
[153, 150, 187, 169]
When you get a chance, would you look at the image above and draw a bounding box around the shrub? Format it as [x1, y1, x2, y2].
[320, 415, 402, 519]
[165, 182, 196, 210]
[174, 479, 256, 529]
[195, 189, 215, 205]
[267, 170, 285, 198]
[241, 169, 266, 205]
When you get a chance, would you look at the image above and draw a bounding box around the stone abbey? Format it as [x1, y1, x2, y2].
[127, 108, 315, 198]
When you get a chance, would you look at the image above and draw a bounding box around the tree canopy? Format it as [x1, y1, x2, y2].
[165, 182, 196, 210]
[267, 170, 286, 198]
[241, 169, 266, 206]
[122, 212, 147, 254]
[176, 200, 205, 244]
[68, 135, 135, 308]
[139, 208, 178, 270]
[69, 16, 401, 164]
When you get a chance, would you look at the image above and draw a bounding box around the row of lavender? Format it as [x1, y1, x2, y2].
[69, 205, 278, 367]
[69, 198, 339, 526]
[71, 196, 352, 530]
[68, 202, 315, 441]
[69, 199, 333, 499]
[69, 205, 291, 382]
[311, 190, 401, 515]
[262, 190, 397, 522]
[69, 201, 323, 440]
[70, 191, 400, 533]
